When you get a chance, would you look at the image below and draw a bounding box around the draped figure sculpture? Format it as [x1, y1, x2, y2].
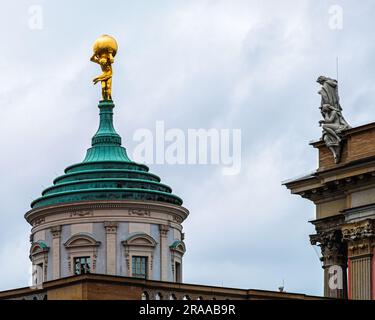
[317, 76, 350, 163]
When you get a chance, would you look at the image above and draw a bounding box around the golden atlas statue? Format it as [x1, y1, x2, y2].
[91, 34, 118, 100]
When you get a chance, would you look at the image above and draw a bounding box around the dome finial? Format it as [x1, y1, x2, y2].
[90, 35, 118, 101]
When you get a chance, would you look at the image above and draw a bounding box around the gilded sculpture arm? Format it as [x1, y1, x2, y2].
[90, 54, 99, 64]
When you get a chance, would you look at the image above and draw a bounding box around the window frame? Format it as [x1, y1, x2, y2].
[131, 255, 148, 279]
[64, 233, 101, 275]
[122, 233, 157, 279]
[74, 256, 92, 275]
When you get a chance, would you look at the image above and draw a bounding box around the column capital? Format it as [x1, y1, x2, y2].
[159, 224, 169, 237]
[104, 221, 118, 234]
[310, 227, 348, 299]
[342, 219, 375, 258]
[342, 219, 375, 240]
[50, 225, 62, 238]
[310, 229, 347, 267]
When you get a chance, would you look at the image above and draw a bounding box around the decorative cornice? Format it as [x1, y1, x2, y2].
[33, 217, 45, 227]
[285, 158, 375, 200]
[310, 213, 345, 230]
[25, 200, 189, 226]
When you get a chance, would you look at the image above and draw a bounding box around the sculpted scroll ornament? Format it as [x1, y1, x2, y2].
[70, 210, 93, 218]
[317, 76, 351, 163]
[129, 209, 151, 216]
[173, 215, 183, 223]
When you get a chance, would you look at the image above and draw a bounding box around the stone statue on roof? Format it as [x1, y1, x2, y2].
[317, 76, 350, 164]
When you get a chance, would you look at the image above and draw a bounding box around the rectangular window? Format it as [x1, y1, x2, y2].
[132, 256, 148, 279]
[175, 262, 181, 283]
[35, 263, 44, 285]
[74, 256, 91, 275]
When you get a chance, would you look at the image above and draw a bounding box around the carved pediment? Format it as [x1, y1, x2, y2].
[122, 233, 157, 248]
[170, 240, 186, 254]
[30, 241, 49, 257]
[64, 233, 101, 248]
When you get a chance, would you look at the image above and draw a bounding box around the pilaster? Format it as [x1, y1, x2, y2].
[159, 224, 170, 281]
[104, 221, 118, 275]
[50, 225, 62, 280]
[310, 218, 348, 299]
[342, 219, 375, 299]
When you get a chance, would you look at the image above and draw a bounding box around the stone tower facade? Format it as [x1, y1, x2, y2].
[285, 122, 375, 300]
[26, 100, 189, 285]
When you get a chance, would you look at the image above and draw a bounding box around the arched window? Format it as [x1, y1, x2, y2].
[64, 233, 101, 275]
[30, 241, 49, 286]
[170, 240, 186, 283]
[182, 295, 191, 300]
[141, 292, 149, 300]
[122, 233, 157, 279]
[169, 294, 177, 300]
[155, 292, 163, 300]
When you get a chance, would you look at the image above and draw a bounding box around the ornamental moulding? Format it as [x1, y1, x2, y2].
[342, 219, 375, 242]
[26, 201, 188, 227]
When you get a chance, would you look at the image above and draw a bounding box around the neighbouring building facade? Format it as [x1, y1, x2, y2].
[284, 76, 375, 300]
[26, 100, 188, 285]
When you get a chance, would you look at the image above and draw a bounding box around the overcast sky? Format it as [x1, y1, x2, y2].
[1, 0, 375, 295]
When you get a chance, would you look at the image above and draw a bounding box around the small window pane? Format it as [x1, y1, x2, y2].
[74, 256, 91, 275]
[132, 256, 147, 279]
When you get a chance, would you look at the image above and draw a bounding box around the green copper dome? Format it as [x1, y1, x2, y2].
[31, 100, 183, 209]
